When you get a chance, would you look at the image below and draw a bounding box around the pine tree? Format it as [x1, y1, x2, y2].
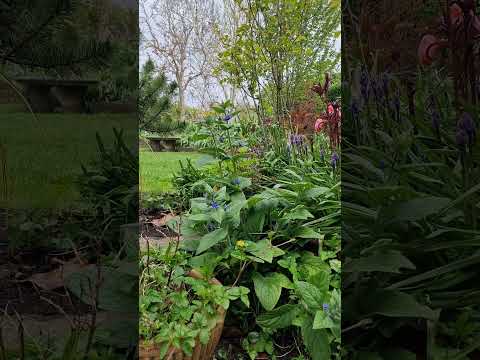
[139, 58, 185, 134]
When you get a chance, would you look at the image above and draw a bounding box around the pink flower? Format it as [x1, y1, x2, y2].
[327, 103, 335, 115]
[450, 4, 464, 26]
[315, 117, 328, 133]
[418, 34, 443, 65]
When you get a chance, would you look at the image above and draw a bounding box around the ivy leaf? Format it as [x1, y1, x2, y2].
[196, 228, 228, 255]
[252, 272, 292, 311]
[256, 304, 300, 330]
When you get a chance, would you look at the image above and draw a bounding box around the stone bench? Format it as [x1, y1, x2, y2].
[13, 77, 99, 113]
[146, 136, 180, 151]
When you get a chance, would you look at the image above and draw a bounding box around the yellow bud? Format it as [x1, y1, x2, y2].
[236, 240, 246, 248]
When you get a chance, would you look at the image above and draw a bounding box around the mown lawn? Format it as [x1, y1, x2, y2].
[0, 108, 137, 208]
[140, 151, 206, 194]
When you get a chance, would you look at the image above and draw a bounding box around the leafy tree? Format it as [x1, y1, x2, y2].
[218, 0, 340, 122]
[0, 0, 111, 74]
[139, 58, 183, 134]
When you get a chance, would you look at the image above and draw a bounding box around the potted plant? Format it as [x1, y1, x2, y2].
[139, 243, 248, 360]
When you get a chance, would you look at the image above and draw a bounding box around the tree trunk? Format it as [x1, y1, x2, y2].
[178, 85, 185, 122]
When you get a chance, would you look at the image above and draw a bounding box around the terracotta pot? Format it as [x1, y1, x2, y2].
[139, 269, 226, 360]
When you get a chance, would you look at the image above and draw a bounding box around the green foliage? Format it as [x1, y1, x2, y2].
[218, 0, 340, 120]
[77, 128, 138, 251]
[139, 245, 248, 357]
[342, 60, 480, 357]
[139, 58, 183, 134]
[177, 158, 340, 358]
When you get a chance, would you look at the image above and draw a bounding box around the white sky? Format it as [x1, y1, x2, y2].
[139, 3, 341, 107]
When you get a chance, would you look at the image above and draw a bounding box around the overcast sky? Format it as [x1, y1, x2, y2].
[139, 2, 341, 107]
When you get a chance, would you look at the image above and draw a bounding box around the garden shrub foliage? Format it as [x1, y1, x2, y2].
[164, 101, 341, 359]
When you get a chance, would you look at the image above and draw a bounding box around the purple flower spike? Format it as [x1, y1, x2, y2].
[331, 152, 339, 170]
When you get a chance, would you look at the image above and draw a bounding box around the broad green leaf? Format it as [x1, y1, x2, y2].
[313, 310, 335, 329]
[252, 272, 292, 311]
[363, 290, 438, 320]
[295, 281, 324, 310]
[246, 239, 285, 263]
[283, 205, 314, 221]
[196, 228, 228, 254]
[256, 304, 300, 330]
[343, 251, 416, 273]
[380, 349, 416, 360]
[301, 318, 331, 360]
[295, 227, 323, 239]
[380, 197, 450, 224]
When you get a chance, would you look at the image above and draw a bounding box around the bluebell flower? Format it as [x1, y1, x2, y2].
[232, 178, 241, 185]
[331, 152, 339, 170]
[210, 201, 219, 209]
[379, 159, 385, 171]
[456, 129, 468, 149]
[360, 67, 369, 102]
[323, 303, 329, 312]
[458, 112, 476, 146]
[350, 99, 360, 123]
[223, 114, 233, 122]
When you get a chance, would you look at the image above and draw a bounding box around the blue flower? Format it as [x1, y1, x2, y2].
[322, 303, 329, 312]
[360, 67, 369, 102]
[379, 159, 385, 171]
[458, 112, 476, 145]
[210, 201, 219, 209]
[223, 114, 233, 122]
[331, 152, 339, 170]
[232, 178, 241, 185]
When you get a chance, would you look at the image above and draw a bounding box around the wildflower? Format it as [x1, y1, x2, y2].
[322, 303, 329, 312]
[350, 99, 360, 123]
[331, 152, 339, 170]
[427, 96, 440, 134]
[450, 3, 464, 26]
[223, 114, 233, 122]
[360, 67, 369, 102]
[418, 34, 444, 66]
[236, 240, 246, 248]
[210, 201, 219, 209]
[379, 159, 385, 171]
[457, 112, 476, 146]
[232, 178, 241, 185]
[289, 134, 305, 146]
[456, 129, 468, 149]
[390, 91, 401, 121]
[315, 117, 328, 133]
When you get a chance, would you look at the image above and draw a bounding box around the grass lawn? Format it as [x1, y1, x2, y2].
[0, 107, 137, 208]
[140, 151, 207, 194]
